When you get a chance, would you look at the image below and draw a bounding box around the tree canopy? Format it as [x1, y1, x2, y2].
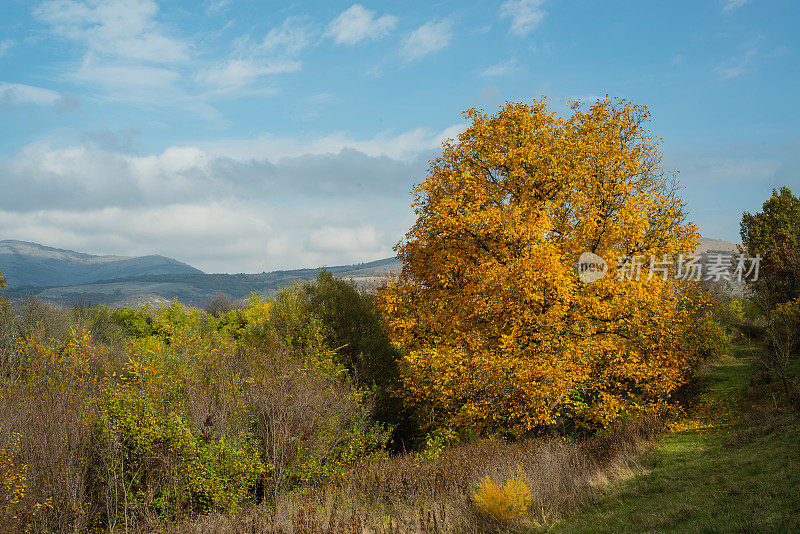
[741, 187, 800, 310]
[378, 98, 709, 436]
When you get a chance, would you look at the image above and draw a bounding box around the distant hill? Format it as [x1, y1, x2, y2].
[695, 237, 740, 255]
[0, 237, 740, 308]
[1, 255, 401, 308]
[0, 240, 203, 288]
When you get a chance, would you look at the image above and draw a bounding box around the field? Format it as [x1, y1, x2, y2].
[553, 343, 800, 532]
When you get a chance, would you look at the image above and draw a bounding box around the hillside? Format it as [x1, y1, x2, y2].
[0, 237, 738, 308]
[2, 256, 402, 308]
[695, 236, 741, 254]
[0, 240, 203, 287]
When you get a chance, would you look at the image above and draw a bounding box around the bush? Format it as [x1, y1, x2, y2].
[0, 285, 396, 531]
[305, 270, 401, 390]
[183, 434, 266, 514]
[0, 433, 26, 530]
[242, 339, 391, 499]
[765, 298, 800, 395]
[94, 384, 266, 520]
[203, 293, 238, 318]
[111, 305, 155, 338]
[687, 314, 730, 361]
[303, 270, 414, 449]
[93, 386, 195, 521]
[152, 300, 202, 344]
[473, 467, 532, 523]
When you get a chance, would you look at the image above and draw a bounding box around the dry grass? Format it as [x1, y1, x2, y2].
[169, 415, 664, 533]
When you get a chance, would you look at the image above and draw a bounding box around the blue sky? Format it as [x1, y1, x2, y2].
[0, 0, 798, 272]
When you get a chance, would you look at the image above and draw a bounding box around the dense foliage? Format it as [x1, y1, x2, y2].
[741, 187, 800, 310]
[0, 273, 393, 531]
[379, 98, 712, 436]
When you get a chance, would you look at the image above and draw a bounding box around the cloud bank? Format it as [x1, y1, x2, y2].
[0, 125, 464, 273]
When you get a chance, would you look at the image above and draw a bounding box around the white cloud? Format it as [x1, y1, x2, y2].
[32, 3, 310, 115]
[400, 19, 453, 62]
[481, 59, 520, 76]
[259, 16, 312, 56]
[715, 47, 757, 79]
[0, 82, 61, 105]
[198, 17, 311, 94]
[0, 39, 15, 58]
[199, 124, 465, 162]
[500, 0, 546, 37]
[325, 4, 397, 45]
[308, 225, 379, 253]
[31, 0, 213, 114]
[722, 0, 749, 12]
[0, 201, 398, 273]
[196, 59, 297, 93]
[291, 93, 338, 121]
[73, 53, 180, 89]
[205, 0, 231, 13]
[0, 125, 466, 271]
[33, 0, 191, 63]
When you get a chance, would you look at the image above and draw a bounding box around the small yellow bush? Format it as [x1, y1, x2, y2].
[473, 467, 532, 522]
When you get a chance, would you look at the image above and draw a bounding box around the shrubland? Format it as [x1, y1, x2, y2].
[0, 273, 393, 532]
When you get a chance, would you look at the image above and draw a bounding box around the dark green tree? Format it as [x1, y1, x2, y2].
[305, 270, 419, 449]
[741, 187, 800, 310]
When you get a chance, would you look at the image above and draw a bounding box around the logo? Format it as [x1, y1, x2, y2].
[577, 252, 608, 284]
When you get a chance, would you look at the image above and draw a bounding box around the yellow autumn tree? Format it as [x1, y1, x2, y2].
[378, 97, 704, 436]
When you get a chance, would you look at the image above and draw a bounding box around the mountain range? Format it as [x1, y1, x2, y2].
[0, 240, 203, 288]
[0, 237, 738, 308]
[0, 240, 401, 308]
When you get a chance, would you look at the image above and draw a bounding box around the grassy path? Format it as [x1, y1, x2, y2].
[551, 344, 800, 533]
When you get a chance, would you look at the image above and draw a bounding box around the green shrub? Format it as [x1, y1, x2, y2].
[152, 300, 202, 343]
[267, 285, 327, 357]
[305, 270, 401, 389]
[304, 270, 416, 448]
[111, 306, 155, 338]
[688, 314, 730, 361]
[178, 433, 265, 515]
[93, 386, 192, 520]
[416, 427, 458, 461]
[292, 401, 391, 483]
[94, 386, 265, 518]
[2, 285, 398, 529]
[208, 294, 269, 341]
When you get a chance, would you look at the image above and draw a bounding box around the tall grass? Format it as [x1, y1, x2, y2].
[172, 415, 663, 533]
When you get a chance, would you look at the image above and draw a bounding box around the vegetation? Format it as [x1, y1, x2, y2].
[549, 184, 800, 532]
[552, 344, 800, 533]
[379, 98, 708, 438]
[740, 186, 800, 310]
[0, 273, 394, 531]
[473, 467, 533, 523]
[0, 101, 798, 533]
